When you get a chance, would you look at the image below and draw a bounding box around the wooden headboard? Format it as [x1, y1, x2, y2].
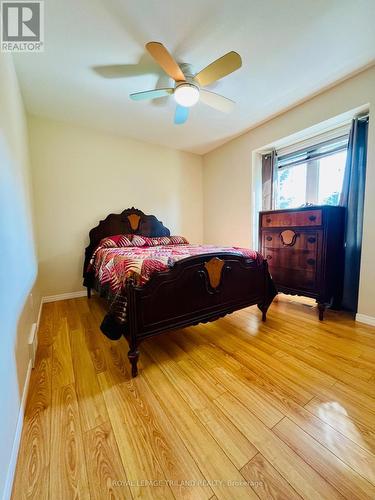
[83, 207, 170, 278]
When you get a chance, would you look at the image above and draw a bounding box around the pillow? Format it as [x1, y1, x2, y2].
[131, 235, 149, 247]
[131, 235, 189, 246]
[149, 236, 172, 246]
[168, 235, 189, 245]
[98, 234, 190, 248]
[99, 234, 133, 248]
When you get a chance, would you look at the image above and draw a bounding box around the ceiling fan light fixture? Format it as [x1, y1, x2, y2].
[174, 83, 200, 107]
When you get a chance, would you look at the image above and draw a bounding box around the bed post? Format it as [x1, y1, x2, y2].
[258, 260, 277, 322]
[126, 277, 140, 377]
[128, 348, 140, 378]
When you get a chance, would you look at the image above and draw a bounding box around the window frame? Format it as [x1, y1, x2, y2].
[274, 134, 348, 208]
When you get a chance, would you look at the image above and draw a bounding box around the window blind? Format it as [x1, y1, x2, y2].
[274, 123, 351, 158]
[277, 135, 349, 169]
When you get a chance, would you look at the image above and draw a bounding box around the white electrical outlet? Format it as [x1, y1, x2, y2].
[28, 323, 38, 368]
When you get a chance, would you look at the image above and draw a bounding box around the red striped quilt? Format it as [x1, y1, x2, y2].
[91, 243, 261, 294]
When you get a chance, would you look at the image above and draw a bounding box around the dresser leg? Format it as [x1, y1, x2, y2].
[128, 349, 140, 378]
[318, 302, 325, 321]
[257, 303, 268, 322]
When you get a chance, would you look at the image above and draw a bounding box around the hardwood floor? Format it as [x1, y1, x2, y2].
[12, 294, 375, 499]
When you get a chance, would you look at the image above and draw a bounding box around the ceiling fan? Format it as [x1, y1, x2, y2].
[129, 42, 242, 125]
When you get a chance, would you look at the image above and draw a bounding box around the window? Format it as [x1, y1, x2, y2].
[275, 135, 348, 209]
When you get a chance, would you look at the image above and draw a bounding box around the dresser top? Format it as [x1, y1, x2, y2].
[260, 205, 345, 215]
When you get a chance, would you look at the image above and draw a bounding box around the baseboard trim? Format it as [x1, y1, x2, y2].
[2, 360, 32, 500]
[355, 313, 375, 327]
[42, 290, 87, 303]
[36, 297, 43, 332]
[28, 323, 37, 368]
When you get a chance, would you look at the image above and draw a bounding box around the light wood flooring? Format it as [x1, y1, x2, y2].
[12, 294, 375, 499]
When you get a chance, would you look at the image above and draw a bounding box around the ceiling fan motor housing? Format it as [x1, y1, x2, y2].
[178, 63, 195, 81]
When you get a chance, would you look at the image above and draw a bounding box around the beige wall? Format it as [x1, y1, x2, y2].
[0, 54, 39, 496]
[29, 115, 203, 297]
[203, 65, 375, 317]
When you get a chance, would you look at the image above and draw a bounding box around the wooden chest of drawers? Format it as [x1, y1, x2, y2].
[259, 206, 345, 319]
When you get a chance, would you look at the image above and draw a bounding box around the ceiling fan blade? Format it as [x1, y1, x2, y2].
[93, 64, 156, 79]
[174, 105, 189, 125]
[129, 88, 174, 101]
[199, 89, 235, 113]
[146, 42, 186, 82]
[195, 51, 242, 87]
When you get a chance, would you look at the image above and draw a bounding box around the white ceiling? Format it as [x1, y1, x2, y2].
[14, 0, 375, 154]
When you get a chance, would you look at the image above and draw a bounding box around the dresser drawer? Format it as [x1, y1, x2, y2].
[269, 266, 316, 291]
[264, 247, 318, 271]
[262, 230, 322, 251]
[262, 209, 322, 228]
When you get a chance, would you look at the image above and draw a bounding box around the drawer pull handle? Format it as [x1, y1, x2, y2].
[280, 229, 297, 247]
[266, 236, 272, 241]
[266, 217, 272, 223]
[308, 237, 316, 244]
[266, 255, 272, 260]
[307, 258, 315, 265]
[308, 215, 317, 221]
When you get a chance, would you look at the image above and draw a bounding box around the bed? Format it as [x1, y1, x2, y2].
[83, 208, 276, 377]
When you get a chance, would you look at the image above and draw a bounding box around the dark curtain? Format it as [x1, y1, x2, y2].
[339, 117, 369, 313]
[262, 150, 277, 210]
